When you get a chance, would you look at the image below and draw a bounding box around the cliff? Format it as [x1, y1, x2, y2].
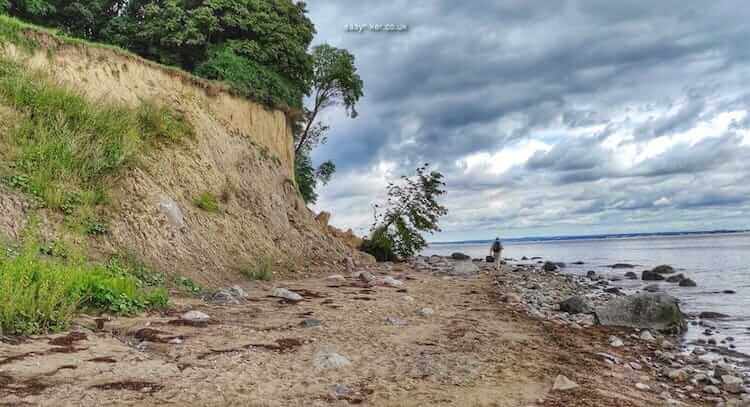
[0, 20, 368, 286]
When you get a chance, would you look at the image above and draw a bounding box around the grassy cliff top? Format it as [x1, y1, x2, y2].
[0, 14, 299, 117]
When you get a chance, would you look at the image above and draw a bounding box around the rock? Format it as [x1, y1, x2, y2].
[381, 276, 404, 287]
[358, 271, 375, 283]
[326, 274, 346, 282]
[344, 257, 355, 274]
[451, 252, 471, 260]
[209, 286, 247, 305]
[417, 308, 434, 317]
[543, 262, 558, 272]
[624, 271, 638, 280]
[666, 273, 686, 283]
[724, 290, 737, 294]
[652, 265, 676, 274]
[300, 319, 322, 328]
[704, 385, 721, 395]
[552, 375, 579, 391]
[643, 284, 661, 293]
[668, 369, 690, 382]
[642, 270, 666, 281]
[451, 261, 480, 275]
[722, 375, 744, 394]
[635, 383, 651, 391]
[182, 310, 210, 323]
[501, 293, 522, 304]
[630, 362, 643, 370]
[640, 330, 656, 341]
[594, 293, 687, 334]
[315, 211, 331, 227]
[610, 263, 636, 269]
[700, 312, 730, 319]
[313, 351, 351, 370]
[604, 287, 623, 295]
[385, 317, 408, 326]
[572, 261, 585, 265]
[586, 270, 598, 280]
[609, 336, 624, 347]
[159, 196, 184, 229]
[272, 288, 303, 302]
[559, 296, 594, 314]
[679, 278, 697, 287]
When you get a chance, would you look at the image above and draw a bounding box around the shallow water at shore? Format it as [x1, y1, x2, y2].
[425, 232, 750, 357]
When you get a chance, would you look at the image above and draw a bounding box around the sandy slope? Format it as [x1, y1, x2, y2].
[0, 264, 706, 406]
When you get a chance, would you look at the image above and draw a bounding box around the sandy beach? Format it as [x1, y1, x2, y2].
[3, 258, 743, 406]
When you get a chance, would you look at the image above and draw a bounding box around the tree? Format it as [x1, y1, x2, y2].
[363, 164, 448, 261]
[294, 44, 363, 156]
[3, 0, 317, 109]
[293, 44, 363, 204]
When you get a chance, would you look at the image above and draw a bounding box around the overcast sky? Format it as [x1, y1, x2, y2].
[306, 1, 750, 242]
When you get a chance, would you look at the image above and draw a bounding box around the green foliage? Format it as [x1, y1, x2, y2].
[0, 57, 191, 231]
[195, 42, 304, 108]
[240, 256, 274, 281]
[365, 164, 448, 260]
[174, 276, 202, 295]
[193, 191, 220, 213]
[105, 254, 166, 288]
[0, 242, 168, 335]
[360, 226, 398, 262]
[293, 44, 363, 203]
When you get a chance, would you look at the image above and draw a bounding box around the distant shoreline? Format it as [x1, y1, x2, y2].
[429, 229, 750, 246]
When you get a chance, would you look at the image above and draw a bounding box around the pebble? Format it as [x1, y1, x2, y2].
[381, 276, 404, 287]
[417, 307, 434, 317]
[181, 310, 210, 323]
[704, 385, 721, 395]
[640, 330, 656, 342]
[272, 288, 303, 301]
[635, 383, 651, 391]
[385, 317, 408, 326]
[301, 319, 322, 328]
[552, 375, 579, 391]
[609, 336, 624, 348]
[313, 351, 351, 370]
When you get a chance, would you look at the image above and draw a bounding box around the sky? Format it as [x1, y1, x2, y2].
[306, 1, 750, 242]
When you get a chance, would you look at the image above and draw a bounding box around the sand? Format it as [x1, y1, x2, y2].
[0, 263, 709, 406]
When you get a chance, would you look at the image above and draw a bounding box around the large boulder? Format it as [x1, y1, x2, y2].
[652, 265, 676, 274]
[543, 262, 558, 272]
[594, 293, 687, 334]
[642, 270, 665, 281]
[679, 278, 697, 287]
[451, 252, 471, 260]
[665, 273, 686, 283]
[559, 296, 594, 314]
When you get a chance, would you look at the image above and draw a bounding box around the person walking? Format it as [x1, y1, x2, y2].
[490, 238, 503, 270]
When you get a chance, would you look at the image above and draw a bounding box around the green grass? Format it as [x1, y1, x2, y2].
[193, 192, 220, 213]
[240, 257, 274, 281]
[0, 57, 192, 232]
[0, 242, 168, 335]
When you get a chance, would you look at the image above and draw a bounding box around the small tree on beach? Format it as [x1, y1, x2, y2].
[362, 164, 448, 261]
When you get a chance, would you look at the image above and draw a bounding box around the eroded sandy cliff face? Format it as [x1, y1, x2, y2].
[0, 32, 367, 286]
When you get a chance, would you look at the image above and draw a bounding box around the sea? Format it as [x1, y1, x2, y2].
[423, 231, 750, 358]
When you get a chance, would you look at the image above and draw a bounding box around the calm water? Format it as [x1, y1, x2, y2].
[424, 232, 750, 356]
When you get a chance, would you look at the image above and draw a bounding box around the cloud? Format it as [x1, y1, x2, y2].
[308, 1, 750, 240]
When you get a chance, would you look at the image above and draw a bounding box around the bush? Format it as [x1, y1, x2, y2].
[0, 243, 168, 335]
[240, 257, 274, 281]
[360, 227, 398, 262]
[193, 192, 220, 213]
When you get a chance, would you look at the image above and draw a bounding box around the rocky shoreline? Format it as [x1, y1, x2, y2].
[411, 254, 750, 406]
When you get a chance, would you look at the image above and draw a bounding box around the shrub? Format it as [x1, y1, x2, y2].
[174, 276, 202, 295]
[240, 257, 274, 281]
[193, 192, 220, 213]
[360, 227, 398, 262]
[0, 243, 168, 335]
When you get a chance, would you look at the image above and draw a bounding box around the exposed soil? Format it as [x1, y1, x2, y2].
[0, 264, 709, 406]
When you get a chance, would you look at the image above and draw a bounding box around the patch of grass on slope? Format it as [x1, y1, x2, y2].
[0, 240, 168, 335]
[0, 57, 192, 233]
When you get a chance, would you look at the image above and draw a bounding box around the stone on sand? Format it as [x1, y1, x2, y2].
[552, 375, 579, 391]
[314, 351, 351, 370]
[272, 288, 303, 301]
